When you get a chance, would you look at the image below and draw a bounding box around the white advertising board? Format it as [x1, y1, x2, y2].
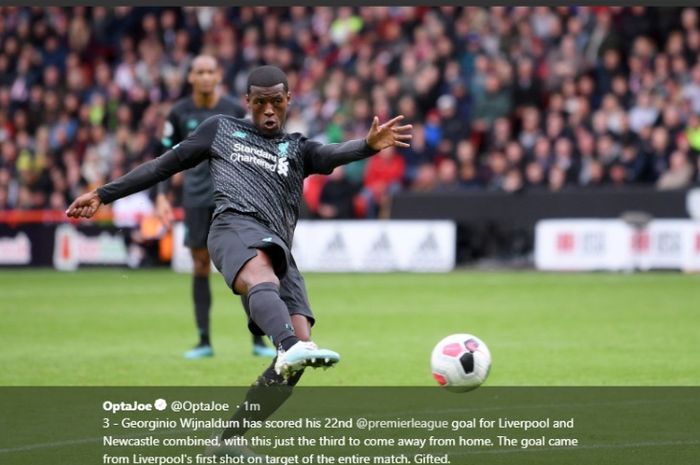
[172, 220, 456, 273]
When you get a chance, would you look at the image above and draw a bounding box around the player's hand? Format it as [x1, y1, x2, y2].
[365, 115, 413, 151]
[65, 190, 102, 219]
[155, 193, 175, 229]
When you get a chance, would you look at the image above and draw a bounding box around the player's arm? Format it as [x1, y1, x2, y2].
[66, 117, 218, 219]
[303, 115, 412, 175]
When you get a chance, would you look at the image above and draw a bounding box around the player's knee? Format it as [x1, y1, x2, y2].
[191, 249, 210, 277]
[242, 269, 279, 291]
[234, 251, 279, 293]
[193, 261, 210, 277]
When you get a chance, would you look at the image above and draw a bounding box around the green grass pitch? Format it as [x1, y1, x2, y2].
[1, 269, 699, 386]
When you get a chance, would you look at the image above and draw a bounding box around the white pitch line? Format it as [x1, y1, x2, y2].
[0, 427, 190, 454]
[0, 436, 99, 454]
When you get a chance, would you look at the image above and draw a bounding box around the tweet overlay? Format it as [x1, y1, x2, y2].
[1, 387, 698, 465]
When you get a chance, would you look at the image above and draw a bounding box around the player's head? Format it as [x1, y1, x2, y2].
[188, 55, 222, 97]
[245, 65, 291, 137]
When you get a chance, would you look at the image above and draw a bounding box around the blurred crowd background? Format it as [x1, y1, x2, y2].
[2, 6, 700, 219]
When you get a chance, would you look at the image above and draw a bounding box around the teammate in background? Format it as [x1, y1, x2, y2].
[67, 65, 412, 447]
[156, 55, 275, 359]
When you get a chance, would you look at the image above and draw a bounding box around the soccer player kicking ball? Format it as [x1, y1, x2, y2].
[66, 65, 412, 385]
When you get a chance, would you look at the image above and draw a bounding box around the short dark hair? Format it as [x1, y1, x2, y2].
[189, 54, 220, 73]
[246, 65, 288, 93]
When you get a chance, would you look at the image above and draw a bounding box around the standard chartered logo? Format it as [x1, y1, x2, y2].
[229, 142, 289, 177]
[231, 143, 276, 160]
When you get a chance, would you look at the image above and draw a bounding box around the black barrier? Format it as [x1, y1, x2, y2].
[0, 223, 56, 266]
[390, 188, 690, 262]
[0, 223, 143, 268]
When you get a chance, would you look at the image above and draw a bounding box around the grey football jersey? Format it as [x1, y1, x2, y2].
[160, 96, 246, 207]
[98, 115, 377, 245]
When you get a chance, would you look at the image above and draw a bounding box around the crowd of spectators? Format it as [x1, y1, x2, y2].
[2, 6, 700, 219]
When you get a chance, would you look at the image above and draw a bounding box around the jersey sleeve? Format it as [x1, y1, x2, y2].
[98, 116, 219, 204]
[302, 138, 378, 176]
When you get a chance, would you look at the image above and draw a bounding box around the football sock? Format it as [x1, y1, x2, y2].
[193, 276, 211, 346]
[253, 334, 266, 346]
[247, 282, 299, 350]
[220, 361, 304, 440]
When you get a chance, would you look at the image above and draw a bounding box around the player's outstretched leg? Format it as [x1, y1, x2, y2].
[235, 250, 339, 378]
[246, 283, 339, 378]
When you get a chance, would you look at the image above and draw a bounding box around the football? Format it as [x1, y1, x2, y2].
[431, 333, 492, 392]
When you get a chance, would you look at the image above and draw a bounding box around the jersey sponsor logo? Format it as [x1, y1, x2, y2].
[229, 143, 289, 177]
[231, 143, 277, 161]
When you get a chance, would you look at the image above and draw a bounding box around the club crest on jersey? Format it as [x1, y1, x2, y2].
[277, 142, 289, 156]
[276, 157, 289, 176]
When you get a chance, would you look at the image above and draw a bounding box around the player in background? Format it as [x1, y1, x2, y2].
[156, 55, 275, 359]
[66, 65, 412, 451]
